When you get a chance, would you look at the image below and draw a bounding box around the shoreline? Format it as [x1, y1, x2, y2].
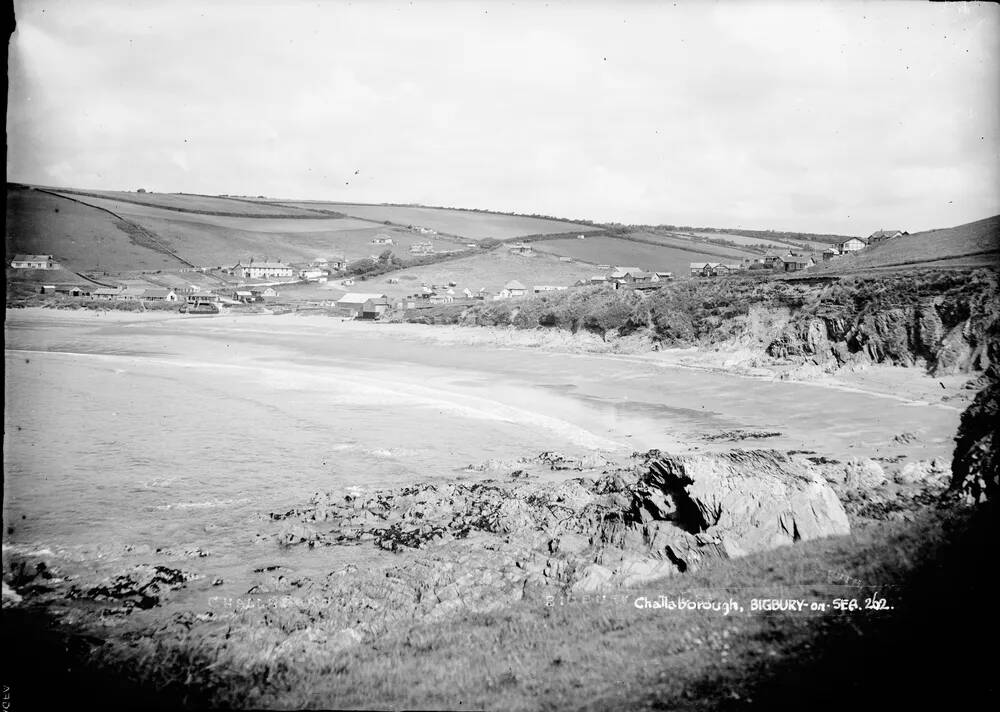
[5, 306, 978, 408]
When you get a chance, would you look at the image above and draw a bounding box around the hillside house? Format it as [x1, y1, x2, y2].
[589, 275, 609, 285]
[231, 260, 294, 280]
[429, 294, 455, 304]
[609, 267, 643, 282]
[495, 281, 526, 299]
[655, 272, 674, 281]
[838, 237, 867, 253]
[371, 235, 394, 245]
[326, 257, 348, 271]
[868, 229, 907, 244]
[762, 251, 787, 268]
[690, 262, 721, 277]
[38, 285, 56, 294]
[337, 292, 390, 318]
[533, 285, 568, 294]
[822, 247, 840, 261]
[142, 288, 179, 302]
[780, 255, 816, 272]
[10, 254, 58, 270]
[509, 243, 533, 256]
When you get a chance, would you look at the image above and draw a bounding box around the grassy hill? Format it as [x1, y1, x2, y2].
[345, 249, 599, 299]
[50, 188, 336, 217]
[532, 232, 757, 273]
[808, 215, 1000, 276]
[54, 193, 468, 268]
[274, 201, 604, 241]
[5, 186, 190, 273]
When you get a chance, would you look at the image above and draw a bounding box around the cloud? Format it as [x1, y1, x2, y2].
[7, 0, 999, 234]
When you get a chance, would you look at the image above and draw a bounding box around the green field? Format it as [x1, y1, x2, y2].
[688, 231, 802, 249]
[810, 215, 1000, 275]
[49, 193, 464, 268]
[275, 201, 604, 240]
[6, 186, 188, 273]
[349, 249, 599, 298]
[532, 233, 756, 273]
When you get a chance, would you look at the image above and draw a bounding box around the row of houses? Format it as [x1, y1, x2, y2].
[581, 266, 674, 287]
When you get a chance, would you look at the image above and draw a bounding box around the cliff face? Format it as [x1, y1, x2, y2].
[396, 268, 1000, 376]
[762, 278, 999, 375]
[950, 379, 999, 504]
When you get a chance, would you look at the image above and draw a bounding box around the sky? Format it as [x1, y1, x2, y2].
[7, 0, 999, 235]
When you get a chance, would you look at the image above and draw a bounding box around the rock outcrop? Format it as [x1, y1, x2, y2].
[950, 379, 999, 504]
[261, 449, 850, 630]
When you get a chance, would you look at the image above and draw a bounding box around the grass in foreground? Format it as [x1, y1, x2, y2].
[3, 502, 995, 710]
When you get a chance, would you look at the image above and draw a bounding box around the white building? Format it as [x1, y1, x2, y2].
[10, 254, 57, 269]
[231, 260, 294, 280]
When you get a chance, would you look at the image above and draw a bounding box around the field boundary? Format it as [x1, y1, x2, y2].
[531, 231, 756, 262]
[47, 188, 339, 219]
[35, 188, 199, 269]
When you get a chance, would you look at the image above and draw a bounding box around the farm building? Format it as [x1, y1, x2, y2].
[838, 237, 867, 253]
[38, 284, 56, 294]
[251, 287, 278, 299]
[371, 235, 395, 245]
[10, 254, 58, 269]
[533, 285, 568, 294]
[233, 290, 254, 303]
[822, 247, 841, 261]
[337, 292, 390, 318]
[655, 272, 674, 281]
[231, 260, 294, 280]
[91, 288, 121, 300]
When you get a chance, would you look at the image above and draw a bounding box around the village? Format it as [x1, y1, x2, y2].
[8, 227, 909, 318]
